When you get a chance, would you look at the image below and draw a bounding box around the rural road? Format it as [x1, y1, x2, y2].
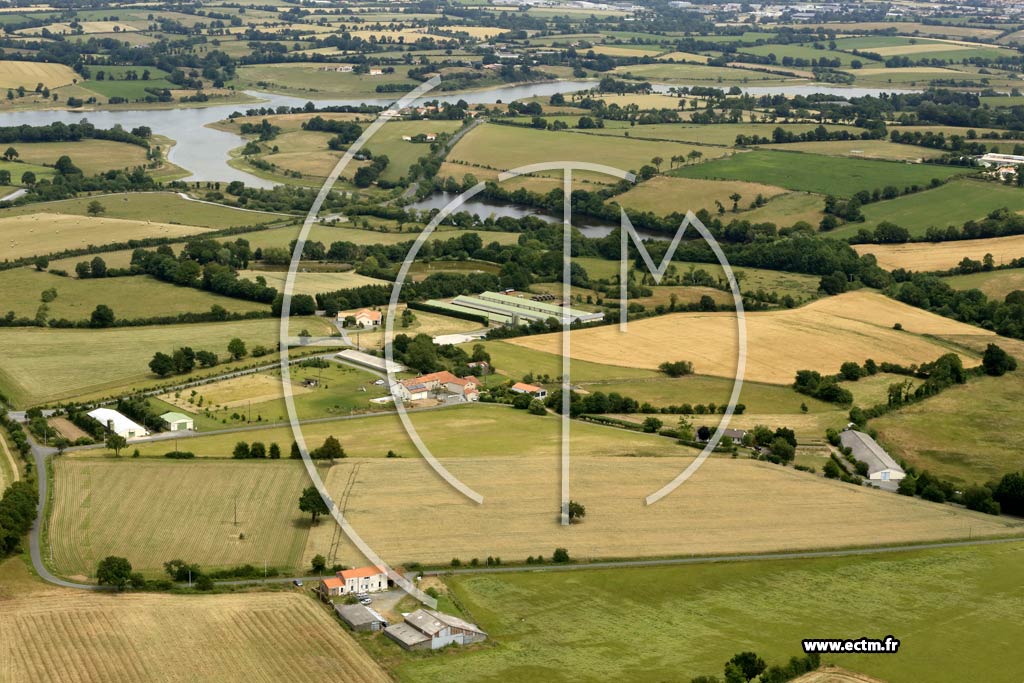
[397, 116, 486, 201]
[23, 419, 1024, 592]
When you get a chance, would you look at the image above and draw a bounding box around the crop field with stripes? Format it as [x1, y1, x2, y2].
[49, 459, 316, 577]
[0, 592, 390, 683]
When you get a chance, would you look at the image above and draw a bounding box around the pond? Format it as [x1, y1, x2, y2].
[407, 191, 669, 241]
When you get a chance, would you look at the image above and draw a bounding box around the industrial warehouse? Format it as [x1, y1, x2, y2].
[424, 291, 604, 326]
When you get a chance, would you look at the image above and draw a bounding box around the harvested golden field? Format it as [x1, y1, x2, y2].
[0, 592, 391, 683]
[303, 453, 1020, 567]
[508, 291, 995, 384]
[51, 459, 314, 577]
[0, 213, 212, 261]
[613, 175, 788, 216]
[0, 60, 78, 89]
[855, 235, 1024, 271]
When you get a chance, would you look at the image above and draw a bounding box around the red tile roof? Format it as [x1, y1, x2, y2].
[339, 565, 386, 580]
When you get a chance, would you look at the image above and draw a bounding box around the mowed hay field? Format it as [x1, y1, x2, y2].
[0, 592, 390, 683]
[0, 213, 212, 261]
[854, 234, 1024, 272]
[0, 316, 333, 406]
[400, 542, 1024, 683]
[11, 140, 152, 175]
[448, 123, 728, 183]
[0, 60, 78, 89]
[303, 453, 1020, 568]
[50, 459, 314, 577]
[612, 175, 788, 216]
[507, 291, 995, 384]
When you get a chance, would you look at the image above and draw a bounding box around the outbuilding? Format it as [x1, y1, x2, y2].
[160, 412, 194, 432]
[87, 408, 149, 440]
[839, 430, 906, 484]
[335, 603, 388, 632]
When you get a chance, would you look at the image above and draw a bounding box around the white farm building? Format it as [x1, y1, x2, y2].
[87, 408, 150, 440]
[839, 430, 906, 484]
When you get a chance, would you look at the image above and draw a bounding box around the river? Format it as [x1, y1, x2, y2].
[0, 80, 923, 188]
[407, 191, 667, 240]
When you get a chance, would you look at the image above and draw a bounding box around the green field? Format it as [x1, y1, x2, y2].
[392, 542, 1024, 683]
[943, 268, 1024, 300]
[0, 159, 52, 184]
[242, 224, 521, 251]
[575, 375, 833, 414]
[578, 122, 866, 147]
[449, 123, 729, 183]
[671, 150, 970, 197]
[873, 372, 1024, 485]
[740, 191, 825, 227]
[0, 316, 333, 407]
[760, 139, 947, 162]
[0, 269, 267, 321]
[50, 458, 314, 576]
[743, 42, 877, 66]
[107, 403, 677, 459]
[234, 63, 418, 98]
[0, 192, 284, 228]
[611, 62, 797, 83]
[10, 139, 153, 175]
[832, 179, 1024, 238]
[155, 361, 391, 428]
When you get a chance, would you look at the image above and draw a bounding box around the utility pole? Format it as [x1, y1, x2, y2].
[233, 494, 238, 526]
[188, 569, 192, 588]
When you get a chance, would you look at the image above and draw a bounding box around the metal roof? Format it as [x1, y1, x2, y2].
[839, 430, 905, 475]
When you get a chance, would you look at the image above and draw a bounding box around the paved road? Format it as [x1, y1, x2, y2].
[28, 439, 110, 590]
[397, 117, 486, 202]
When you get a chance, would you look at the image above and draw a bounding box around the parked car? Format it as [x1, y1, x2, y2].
[359, 597, 372, 605]
[292, 579, 303, 587]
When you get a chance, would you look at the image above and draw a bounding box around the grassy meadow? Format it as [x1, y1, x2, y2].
[0, 191, 285, 228]
[0, 268, 267, 320]
[448, 123, 729, 183]
[943, 268, 1024, 299]
[613, 175, 788, 216]
[0, 316, 333, 407]
[872, 372, 1024, 485]
[833, 180, 1024, 238]
[671, 150, 969, 198]
[392, 542, 1024, 683]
